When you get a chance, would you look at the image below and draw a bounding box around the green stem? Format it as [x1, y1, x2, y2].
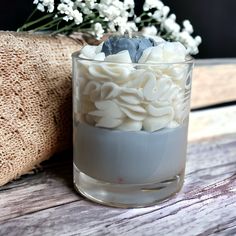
[79, 21, 94, 28]
[138, 12, 147, 19]
[52, 18, 104, 36]
[31, 17, 63, 32]
[56, 20, 61, 31]
[18, 13, 54, 31]
[72, 18, 106, 32]
[25, 8, 37, 24]
[51, 22, 76, 35]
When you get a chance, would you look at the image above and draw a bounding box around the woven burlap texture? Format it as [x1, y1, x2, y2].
[0, 31, 83, 186]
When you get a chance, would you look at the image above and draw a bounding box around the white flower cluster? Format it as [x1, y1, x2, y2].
[141, 0, 201, 55]
[97, 0, 135, 34]
[30, 0, 201, 54]
[33, 0, 54, 13]
[75, 0, 97, 15]
[32, 0, 135, 39]
[57, 0, 83, 25]
[143, 0, 164, 11]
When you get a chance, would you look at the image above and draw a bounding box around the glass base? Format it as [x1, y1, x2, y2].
[74, 165, 185, 208]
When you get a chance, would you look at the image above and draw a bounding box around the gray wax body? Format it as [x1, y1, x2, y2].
[74, 122, 188, 184]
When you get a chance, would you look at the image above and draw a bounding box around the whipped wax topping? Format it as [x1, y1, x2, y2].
[76, 39, 192, 132]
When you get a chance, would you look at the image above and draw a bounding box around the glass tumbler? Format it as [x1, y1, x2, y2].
[72, 51, 194, 208]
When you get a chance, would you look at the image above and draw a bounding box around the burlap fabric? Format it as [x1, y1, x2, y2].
[0, 31, 84, 186]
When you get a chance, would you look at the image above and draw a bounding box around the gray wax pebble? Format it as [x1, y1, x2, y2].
[101, 35, 157, 63]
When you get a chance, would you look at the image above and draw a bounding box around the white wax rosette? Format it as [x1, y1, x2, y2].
[75, 37, 193, 132]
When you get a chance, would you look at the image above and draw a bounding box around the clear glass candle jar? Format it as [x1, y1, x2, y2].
[72, 51, 194, 208]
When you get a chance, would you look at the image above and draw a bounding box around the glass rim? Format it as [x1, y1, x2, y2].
[72, 51, 194, 66]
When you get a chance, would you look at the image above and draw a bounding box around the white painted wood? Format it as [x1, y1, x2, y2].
[189, 105, 236, 142]
[191, 64, 236, 108]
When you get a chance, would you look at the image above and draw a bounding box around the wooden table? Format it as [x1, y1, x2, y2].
[0, 59, 236, 236]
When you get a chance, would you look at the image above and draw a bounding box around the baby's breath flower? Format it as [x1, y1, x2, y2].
[96, 0, 133, 35]
[114, 16, 128, 34]
[183, 20, 194, 34]
[162, 6, 170, 18]
[163, 17, 180, 34]
[135, 16, 141, 23]
[34, 0, 54, 13]
[143, 0, 164, 11]
[195, 36, 202, 45]
[124, 22, 138, 34]
[124, 0, 135, 9]
[76, 0, 95, 14]
[62, 0, 73, 6]
[108, 22, 116, 31]
[93, 22, 104, 39]
[73, 10, 83, 24]
[57, 3, 69, 14]
[58, 2, 83, 25]
[37, 3, 45, 12]
[85, 0, 97, 9]
[97, 3, 121, 20]
[177, 31, 199, 54]
[152, 10, 162, 21]
[169, 14, 176, 21]
[81, 3, 93, 15]
[142, 25, 158, 36]
[75, 0, 82, 5]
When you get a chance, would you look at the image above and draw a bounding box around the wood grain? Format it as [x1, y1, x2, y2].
[0, 152, 80, 222]
[191, 63, 236, 109]
[189, 105, 236, 142]
[0, 134, 235, 235]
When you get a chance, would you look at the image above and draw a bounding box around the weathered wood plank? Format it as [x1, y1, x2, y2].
[191, 63, 236, 109]
[189, 105, 236, 142]
[196, 58, 236, 66]
[0, 152, 80, 222]
[0, 135, 235, 235]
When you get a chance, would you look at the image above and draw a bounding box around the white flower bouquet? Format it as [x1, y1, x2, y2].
[18, 0, 201, 55]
